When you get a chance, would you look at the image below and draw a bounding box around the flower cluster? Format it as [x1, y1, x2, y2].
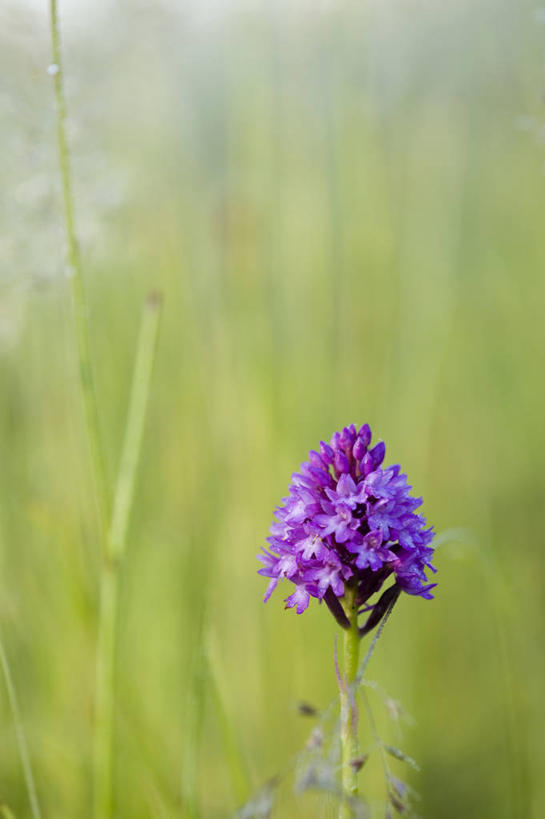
[258, 424, 436, 619]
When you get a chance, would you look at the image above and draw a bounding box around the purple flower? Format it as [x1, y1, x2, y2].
[258, 424, 436, 622]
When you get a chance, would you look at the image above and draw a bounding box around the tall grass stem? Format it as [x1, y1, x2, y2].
[49, 0, 111, 544]
[93, 294, 162, 818]
[0, 633, 42, 819]
[48, 4, 162, 813]
[181, 640, 206, 819]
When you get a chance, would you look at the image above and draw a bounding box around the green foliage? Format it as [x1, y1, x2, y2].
[0, 0, 544, 816]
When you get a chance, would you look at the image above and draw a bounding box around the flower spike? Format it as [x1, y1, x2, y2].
[258, 424, 436, 631]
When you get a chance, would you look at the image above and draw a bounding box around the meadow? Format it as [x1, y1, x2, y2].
[1, 0, 545, 816]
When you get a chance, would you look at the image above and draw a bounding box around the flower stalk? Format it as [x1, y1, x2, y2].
[339, 585, 360, 819]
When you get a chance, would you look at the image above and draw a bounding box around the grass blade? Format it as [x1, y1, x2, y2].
[0, 633, 42, 819]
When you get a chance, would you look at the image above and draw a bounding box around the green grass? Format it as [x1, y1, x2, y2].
[1, 0, 545, 816]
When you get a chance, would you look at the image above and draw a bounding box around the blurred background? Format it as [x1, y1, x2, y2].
[1, 0, 545, 816]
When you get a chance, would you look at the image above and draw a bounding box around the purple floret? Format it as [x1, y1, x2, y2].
[258, 424, 436, 619]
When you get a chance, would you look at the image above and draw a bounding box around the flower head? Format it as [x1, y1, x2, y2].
[258, 424, 436, 620]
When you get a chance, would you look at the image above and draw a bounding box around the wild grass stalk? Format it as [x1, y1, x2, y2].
[93, 294, 162, 818]
[49, 0, 111, 543]
[48, 3, 162, 815]
[181, 641, 207, 819]
[0, 633, 42, 819]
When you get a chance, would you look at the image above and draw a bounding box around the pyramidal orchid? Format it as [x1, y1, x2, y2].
[258, 424, 436, 815]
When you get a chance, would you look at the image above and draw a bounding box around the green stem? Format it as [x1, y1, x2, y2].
[339, 585, 360, 819]
[48, 4, 162, 814]
[108, 293, 162, 566]
[93, 295, 162, 819]
[49, 0, 111, 545]
[181, 643, 206, 819]
[93, 564, 117, 819]
[0, 633, 42, 819]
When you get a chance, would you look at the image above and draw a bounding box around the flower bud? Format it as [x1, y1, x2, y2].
[330, 431, 342, 450]
[309, 450, 326, 469]
[309, 466, 333, 487]
[369, 441, 385, 468]
[352, 437, 366, 462]
[357, 423, 372, 447]
[361, 452, 374, 477]
[333, 451, 350, 475]
[340, 425, 356, 449]
[319, 441, 334, 463]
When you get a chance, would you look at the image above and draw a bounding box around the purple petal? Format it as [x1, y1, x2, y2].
[284, 586, 310, 614]
[337, 473, 356, 496]
[264, 578, 278, 602]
